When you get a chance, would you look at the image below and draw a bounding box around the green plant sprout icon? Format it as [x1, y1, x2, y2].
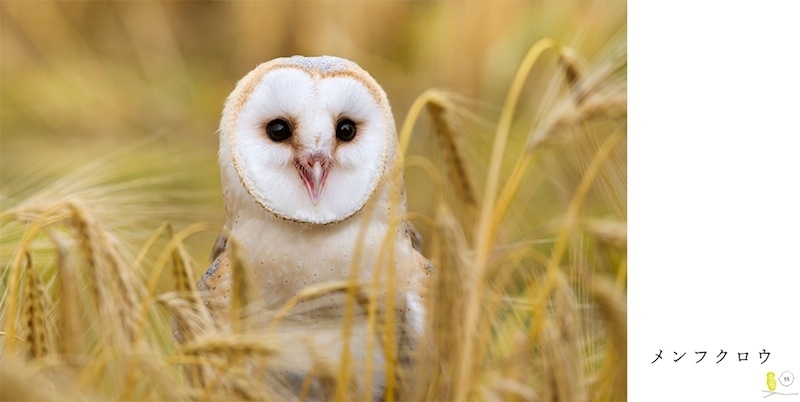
[762, 371, 797, 398]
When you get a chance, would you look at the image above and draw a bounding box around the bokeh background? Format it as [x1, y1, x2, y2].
[1, 2, 625, 254]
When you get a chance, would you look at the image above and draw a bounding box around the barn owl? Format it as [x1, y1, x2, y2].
[197, 56, 430, 399]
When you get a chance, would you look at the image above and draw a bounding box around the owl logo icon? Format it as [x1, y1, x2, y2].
[767, 372, 777, 393]
[762, 371, 796, 398]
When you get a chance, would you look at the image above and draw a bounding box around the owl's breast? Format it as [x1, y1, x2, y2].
[231, 209, 416, 316]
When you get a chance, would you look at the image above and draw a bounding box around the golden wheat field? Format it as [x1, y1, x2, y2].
[1, 1, 627, 401]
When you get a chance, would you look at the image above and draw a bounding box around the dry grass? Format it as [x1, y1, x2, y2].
[1, 2, 625, 401]
[1, 37, 626, 401]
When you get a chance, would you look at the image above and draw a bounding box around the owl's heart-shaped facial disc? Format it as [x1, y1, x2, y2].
[219, 56, 396, 224]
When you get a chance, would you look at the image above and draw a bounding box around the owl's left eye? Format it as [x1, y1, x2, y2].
[336, 119, 357, 142]
[266, 119, 292, 142]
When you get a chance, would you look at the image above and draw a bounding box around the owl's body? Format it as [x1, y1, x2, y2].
[197, 56, 428, 399]
[201, 181, 425, 325]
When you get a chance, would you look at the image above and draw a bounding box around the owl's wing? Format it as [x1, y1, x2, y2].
[394, 226, 432, 391]
[405, 220, 433, 274]
[197, 244, 232, 328]
[209, 231, 228, 262]
[399, 220, 433, 335]
[404, 221, 423, 254]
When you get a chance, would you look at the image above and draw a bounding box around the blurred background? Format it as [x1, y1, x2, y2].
[1, 0, 626, 260]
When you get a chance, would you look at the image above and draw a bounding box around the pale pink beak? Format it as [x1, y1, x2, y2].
[296, 153, 330, 204]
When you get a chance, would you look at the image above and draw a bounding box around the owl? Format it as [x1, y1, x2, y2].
[767, 371, 777, 392]
[197, 56, 430, 399]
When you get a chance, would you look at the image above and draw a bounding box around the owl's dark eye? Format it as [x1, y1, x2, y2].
[266, 119, 292, 142]
[336, 119, 357, 142]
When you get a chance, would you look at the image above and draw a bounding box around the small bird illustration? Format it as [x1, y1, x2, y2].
[767, 371, 777, 392]
[197, 56, 430, 399]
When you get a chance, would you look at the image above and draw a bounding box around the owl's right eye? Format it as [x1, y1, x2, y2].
[266, 119, 292, 142]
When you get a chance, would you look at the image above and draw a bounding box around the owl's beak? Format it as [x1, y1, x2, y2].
[297, 155, 329, 205]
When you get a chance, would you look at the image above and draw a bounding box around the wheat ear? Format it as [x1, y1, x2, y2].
[426, 95, 478, 207]
[20, 253, 52, 361]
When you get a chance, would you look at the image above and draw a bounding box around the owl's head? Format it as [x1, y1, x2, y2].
[219, 56, 396, 224]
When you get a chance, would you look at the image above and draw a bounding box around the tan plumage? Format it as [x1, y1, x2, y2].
[197, 242, 231, 325]
[197, 56, 430, 399]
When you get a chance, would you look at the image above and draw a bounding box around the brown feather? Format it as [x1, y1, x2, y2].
[198, 249, 233, 330]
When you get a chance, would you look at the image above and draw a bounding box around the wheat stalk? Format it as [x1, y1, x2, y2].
[2, 206, 58, 358]
[528, 91, 627, 152]
[454, 38, 563, 401]
[590, 277, 627, 401]
[20, 253, 52, 361]
[133, 222, 218, 342]
[69, 202, 139, 347]
[48, 229, 83, 359]
[227, 239, 252, 335]
[583, 218, 627, 250]
[161, 223, 214, 344]
[335, 163, 388, 401]
[541, 271, 584, 401]
[425, 95, 478, 207]
[181, 335, 279, 357]
[414, 202, 471, 401]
